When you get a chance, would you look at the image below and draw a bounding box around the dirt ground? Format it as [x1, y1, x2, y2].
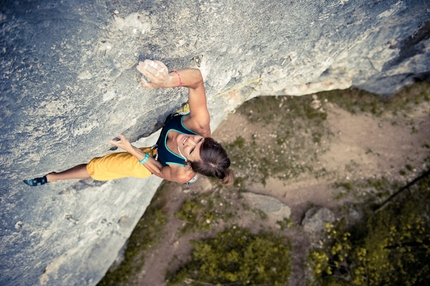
[133, 91, 430, 286]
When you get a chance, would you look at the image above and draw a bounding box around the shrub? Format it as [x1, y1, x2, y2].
[174, 192, 235, 234]
[307, 174, 430, 285]
[167, 227, 292, 285]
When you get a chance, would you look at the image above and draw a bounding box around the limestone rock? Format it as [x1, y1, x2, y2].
[302, 207, 335, 234]
[242, 192, 291, 222]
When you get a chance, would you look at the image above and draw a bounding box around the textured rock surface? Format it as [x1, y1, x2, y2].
[1, 0, 429, 285]
[242, 192, 291, 222]
[302, 207, 335, 234]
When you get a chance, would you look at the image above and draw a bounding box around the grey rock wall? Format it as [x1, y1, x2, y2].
[1, 0, 429, 285]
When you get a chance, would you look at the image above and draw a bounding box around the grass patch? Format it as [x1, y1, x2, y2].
[226, 82, 430, 186]
[318, 81, 430, 117]
[175, 191, 237, 234]
[225, 95, 330, 185]
[333, 176, 404, 202]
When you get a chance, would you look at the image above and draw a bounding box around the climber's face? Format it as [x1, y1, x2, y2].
[176, 134, 204, 162]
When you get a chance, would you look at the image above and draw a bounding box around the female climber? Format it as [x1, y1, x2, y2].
[23, 60, 234, 186]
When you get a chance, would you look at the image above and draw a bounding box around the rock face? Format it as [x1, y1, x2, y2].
[242, 192, 291, 223]
[302, 207, 336, 234]
[1, 0, 429, 285]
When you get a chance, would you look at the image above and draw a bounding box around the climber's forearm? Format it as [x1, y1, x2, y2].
[128, 146, 163, 177]
[168, 68, 203, 89]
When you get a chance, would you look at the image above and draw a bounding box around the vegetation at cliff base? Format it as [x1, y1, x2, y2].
[174, 191, 237, 234]
[307, 173, 430, 285]
[318, 82, 430, 116]
[166, 227, 292, 286]
[225, 95, 330, 185]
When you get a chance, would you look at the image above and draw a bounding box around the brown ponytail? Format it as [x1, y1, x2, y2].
[220, 169, 235, 186]
[190, 137, 235, 186]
